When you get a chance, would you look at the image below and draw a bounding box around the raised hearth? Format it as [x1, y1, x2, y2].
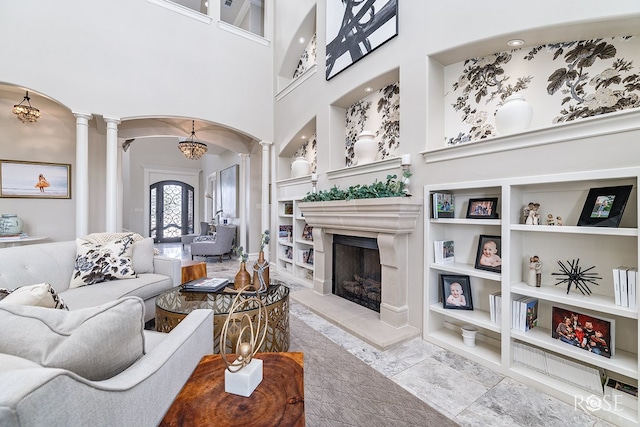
[292, 197, 422, 350]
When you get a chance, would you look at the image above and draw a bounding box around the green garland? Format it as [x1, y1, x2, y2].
[301, 174, 410, 202]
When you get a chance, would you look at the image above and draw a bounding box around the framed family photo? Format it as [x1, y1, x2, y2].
[440, 274, 473, 310]
[466, 197, 499, 219]
[474, 235, 502, 273]
[577, 185, 632, 228]
[551, 306, 614, 359]
[0, 160, 71, 199]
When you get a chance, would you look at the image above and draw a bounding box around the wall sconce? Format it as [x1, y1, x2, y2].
[13, 91, 41, 123]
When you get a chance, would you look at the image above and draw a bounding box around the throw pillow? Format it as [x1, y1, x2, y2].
[0, 297, 145, 381]
[83, 232, 144, 246]
[0, 283, 69, 310]
[132, 237, 154, 274]
[70, 234, 137, 289]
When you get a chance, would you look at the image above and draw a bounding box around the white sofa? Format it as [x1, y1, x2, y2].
[0, 241, 214, 426]
[0, 239, 181, 322]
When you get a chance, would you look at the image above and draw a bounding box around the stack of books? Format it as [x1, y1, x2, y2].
[613, 266, 638, 308]
[0, 232, 28, 241]
[512, 296, 538, 331]
[489, 291, 502, 324]
[182, 277, 229, 292]
[433, 240, 454, 264]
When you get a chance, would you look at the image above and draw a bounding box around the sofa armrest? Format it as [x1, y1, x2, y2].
[0, 309, 214, 427]
[152, 255, 181, 287]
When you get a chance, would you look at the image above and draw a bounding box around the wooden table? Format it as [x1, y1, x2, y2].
[160, 352, 304, 427]
[181, 260, 207, 284]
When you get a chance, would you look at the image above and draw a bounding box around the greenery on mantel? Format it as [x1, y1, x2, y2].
[301, 174, 411, 202]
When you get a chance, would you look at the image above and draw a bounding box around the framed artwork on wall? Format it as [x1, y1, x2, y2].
[325, 0, 398, 80]
[0, 160, 71, 199]
[219, 164, 238, 219]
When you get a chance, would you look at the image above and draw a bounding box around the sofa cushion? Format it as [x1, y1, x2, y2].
[0, 297, 145, 381]
[0, 283, 68, 310]
[0, 353, 42, 373]
[132, 237, 154, 274]
[70, 235, 137, 288]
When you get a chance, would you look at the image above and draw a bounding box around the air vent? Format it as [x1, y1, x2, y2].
[224, 0, 233, 7]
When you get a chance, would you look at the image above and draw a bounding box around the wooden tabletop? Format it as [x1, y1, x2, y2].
[160, 352, 304, 427]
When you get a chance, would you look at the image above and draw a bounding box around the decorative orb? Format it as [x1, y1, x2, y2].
[239, 342, 252, 358]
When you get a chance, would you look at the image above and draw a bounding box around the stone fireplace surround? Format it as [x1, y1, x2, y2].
[292, 197, 422, 350]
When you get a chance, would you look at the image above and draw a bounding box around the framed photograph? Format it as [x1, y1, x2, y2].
[577, 185, 633, 228]
[551, 306, 614, 359]
[466, 197, 499, 219]
[219, 165, 239, 218]
[0, 160, 71, 199]
[440, 274, 473, 310]
[302, 224, 313, 241]
[474, 235, 502, 273]
[325, 0, 398, 80]
[432, 192, 454, 218]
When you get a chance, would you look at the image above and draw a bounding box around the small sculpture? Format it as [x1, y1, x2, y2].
[524, 202, 540, 225]
[546, 214, 555, 226]
[552, 259, 601, 295]
[556, 216, 563, 226]
[528, 256, 542, 287]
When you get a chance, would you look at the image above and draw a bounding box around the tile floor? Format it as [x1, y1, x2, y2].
[158, 243, 612, 427]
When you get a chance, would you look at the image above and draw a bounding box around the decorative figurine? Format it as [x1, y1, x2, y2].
[546, 214, 555, 226]
[556, 216, 563, 226]
[552, 259, 601, 295]
[525, 203, 540, 225]
[528, 256, 542, 287]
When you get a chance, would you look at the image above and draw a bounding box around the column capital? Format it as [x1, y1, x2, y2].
[103, 117, 121, 126]
[239, 153, 250, 159]
[259, 140, 273, 147]
[72, 112, 93, 121]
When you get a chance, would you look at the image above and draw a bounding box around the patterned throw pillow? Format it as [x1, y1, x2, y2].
[70, 234, 137, 288]
[0, 283, 69, 310]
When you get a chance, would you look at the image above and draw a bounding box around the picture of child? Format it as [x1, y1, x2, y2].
[479, 240, 501, 267]
[34, 174, 50, 192]
[446, 282, 467, 307]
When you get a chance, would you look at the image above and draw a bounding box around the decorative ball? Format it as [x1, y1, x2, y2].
[239, 342, 252, 358]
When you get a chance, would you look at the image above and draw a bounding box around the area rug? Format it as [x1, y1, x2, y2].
[288, 314, 459, 427]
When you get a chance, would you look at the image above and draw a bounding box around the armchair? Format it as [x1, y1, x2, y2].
[190, 224, 236, 262]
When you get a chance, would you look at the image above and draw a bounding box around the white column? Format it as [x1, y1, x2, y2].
[259, 141, 272, 253]
[73, 112, 92, 238]
[238, 153, 250, 253]
[104, 117, 120, 232]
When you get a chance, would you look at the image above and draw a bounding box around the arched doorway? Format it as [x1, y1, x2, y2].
[150, 180, 194, 243]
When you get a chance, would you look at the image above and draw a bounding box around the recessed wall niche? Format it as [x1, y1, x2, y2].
[444, 35, 640, 146]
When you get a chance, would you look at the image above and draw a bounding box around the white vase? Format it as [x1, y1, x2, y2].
[353, 131, 378, 165]
[0, 214, 24, 235]
[460, 324, 478, 347]
[291, 157, 311, 178]
[495, 94, 533, 135]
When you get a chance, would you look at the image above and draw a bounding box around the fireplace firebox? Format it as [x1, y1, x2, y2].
[332, 235, 381, 312]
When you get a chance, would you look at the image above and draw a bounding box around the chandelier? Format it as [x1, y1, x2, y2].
[178, 120, 208, 160]
[13, 91, 41, 123]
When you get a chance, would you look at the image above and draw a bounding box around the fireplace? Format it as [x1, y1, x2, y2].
[332, 235, 381, 312]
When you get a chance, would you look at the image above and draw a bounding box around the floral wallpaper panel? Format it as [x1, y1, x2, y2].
[293, 34, 317, 79]
[292, 132, 317, 173]
[345, 82, 400, 166]
[444, 36, 640, 145]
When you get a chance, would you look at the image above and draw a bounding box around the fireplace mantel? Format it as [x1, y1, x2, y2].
[298, 197, 422, 233]
[293, 196, 423, 350]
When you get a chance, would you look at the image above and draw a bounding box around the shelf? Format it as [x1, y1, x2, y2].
[431, 218, 501, 226]
[296, 261, 314, 270]
[430, 303, 500, 333]
[511, 327, 638, 379]
[278, 257, 293, 264]
[511, 282, 638, 319]
[278, 240, 293, 247]
[279, 214, 293, 218]
[511, 224, 638, 237]
[296, 239, 314, 246]
[425, 327, 501, 367]
[430, 262, 501, 282]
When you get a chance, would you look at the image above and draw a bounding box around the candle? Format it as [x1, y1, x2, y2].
[311, 173, 318, 181]
[401, 154, 411, 165]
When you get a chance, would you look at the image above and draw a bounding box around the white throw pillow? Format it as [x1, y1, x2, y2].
[70, 234, 137, 288]
[0, 297, 146, 381]
[0, 283, 68, 310]
[132, 237, 154, 274]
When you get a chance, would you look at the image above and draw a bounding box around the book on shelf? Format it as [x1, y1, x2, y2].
[620, 266, 629, 307]
[182, 277, 229, 292]
[433, 240, 454, 264]
[279, 225, 293, 242]
[521, 298, 538, 332]
[301, 224, 313, 241]
[432, 192, 454, 218]
[628, 268, 637, 309]
[512, 296, 529, 331]
[489, 291, 502, 324]
[613, 266, 623, 306]
[298, 248, 314, 265]
[0, 232, 29, 240]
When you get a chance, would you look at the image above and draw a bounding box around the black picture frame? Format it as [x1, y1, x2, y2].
[440, 274, 473, 310]
[577, 185, 633, 228]
[325, 0, 398, 80]
[466, 197, 499, 219]
[474, 235, 502, 273]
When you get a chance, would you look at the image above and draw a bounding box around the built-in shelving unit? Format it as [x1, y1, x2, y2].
[276, 198, 314, 286]
[424, 167, 639, 426]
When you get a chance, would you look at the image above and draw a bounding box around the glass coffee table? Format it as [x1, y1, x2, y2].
[155, 281, 289, 354]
